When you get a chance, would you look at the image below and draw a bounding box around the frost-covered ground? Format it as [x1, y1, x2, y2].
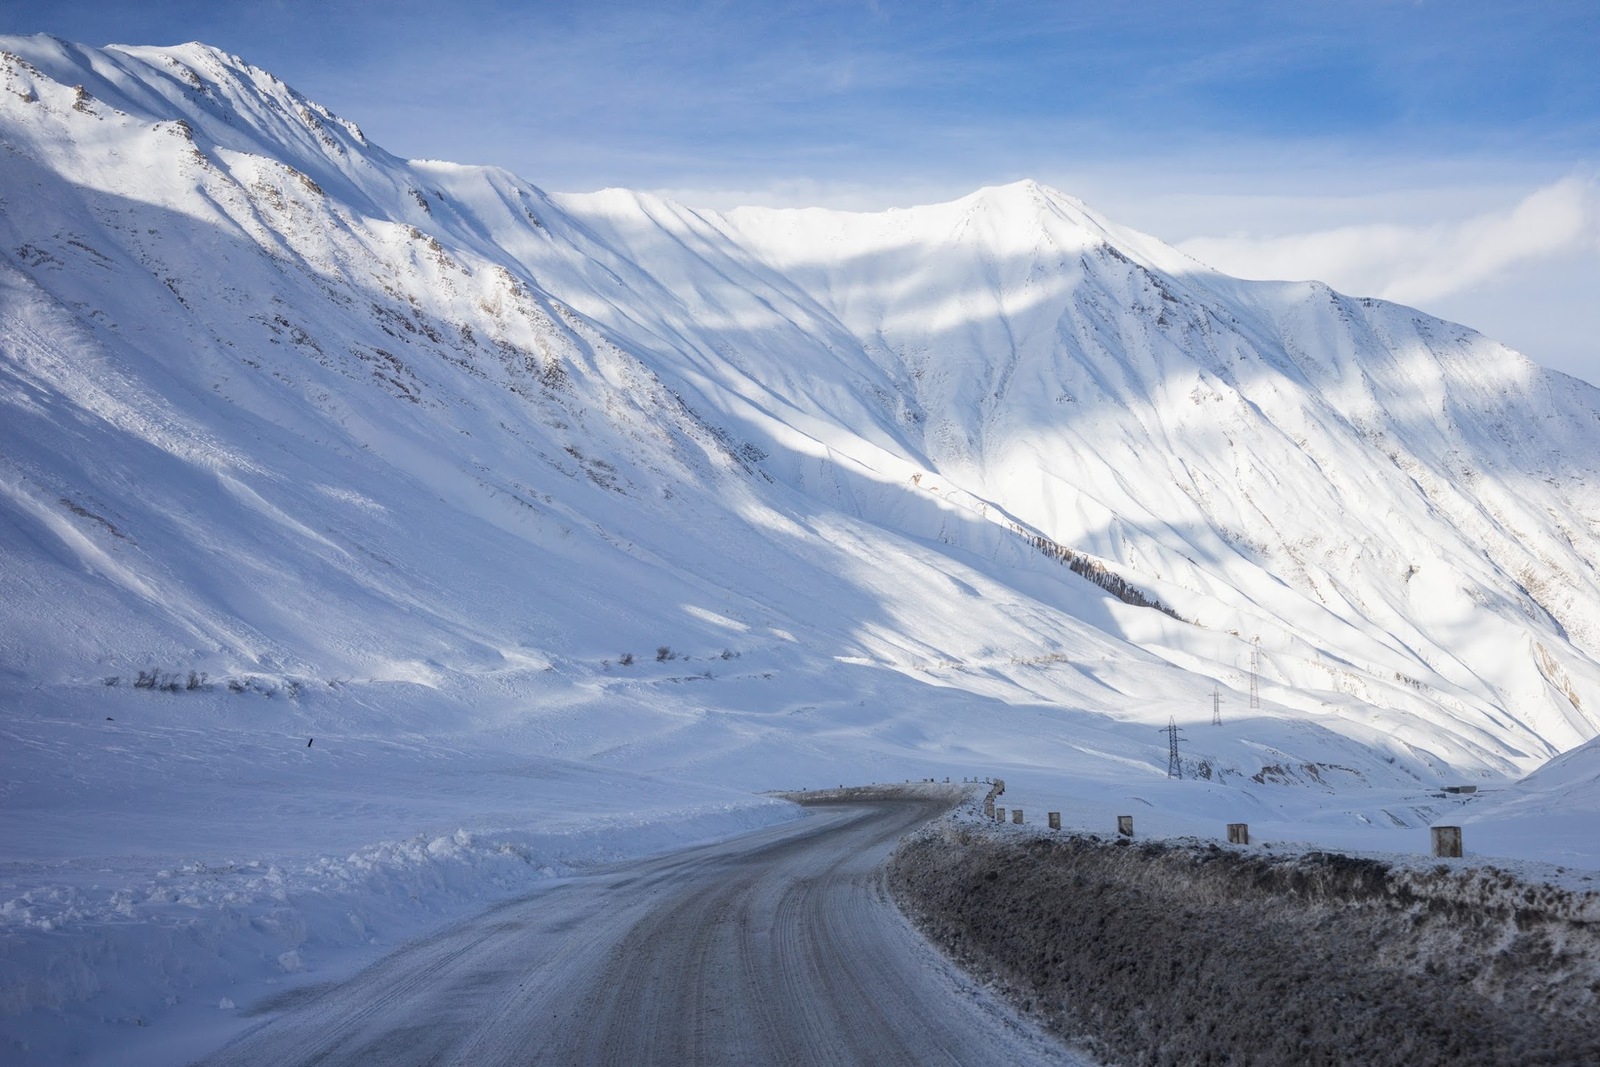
[3, 32, 1600, 1063]
[907, 781, 1600, 1061]
[891, 799, 1600, 1066]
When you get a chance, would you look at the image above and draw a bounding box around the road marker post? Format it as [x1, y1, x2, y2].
[1048, 812, 1061, 830]
[1227, 823, 1249, 845]
[1431, 826, 1463, 858]
[1117, 815, 1134, 837]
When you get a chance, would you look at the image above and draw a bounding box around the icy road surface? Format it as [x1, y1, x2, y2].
[201, 797, 1084, 1065]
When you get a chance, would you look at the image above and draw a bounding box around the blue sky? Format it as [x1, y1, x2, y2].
[5, 1, 1598, 380]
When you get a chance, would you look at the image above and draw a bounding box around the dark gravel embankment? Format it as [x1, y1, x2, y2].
[889, 823, 1600, 1066]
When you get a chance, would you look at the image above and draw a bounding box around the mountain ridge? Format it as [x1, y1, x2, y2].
[4, 31, 1599, 790]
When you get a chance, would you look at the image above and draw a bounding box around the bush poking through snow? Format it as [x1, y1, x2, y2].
[111, 671, 311, 698]
[125, 670, 210, 692]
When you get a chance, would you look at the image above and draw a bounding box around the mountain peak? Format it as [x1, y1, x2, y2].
[4, 33, 1599, 870]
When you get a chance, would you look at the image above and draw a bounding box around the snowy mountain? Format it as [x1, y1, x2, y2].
[7, 34, 1599, 770]
[4, 33, 1600, 1059]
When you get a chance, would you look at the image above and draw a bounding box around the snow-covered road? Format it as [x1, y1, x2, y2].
[200, 797, 1085, 1065]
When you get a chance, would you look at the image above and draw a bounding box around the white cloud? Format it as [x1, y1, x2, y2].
[642, 177, 987, 213]
[1176, 176, 1600, 305]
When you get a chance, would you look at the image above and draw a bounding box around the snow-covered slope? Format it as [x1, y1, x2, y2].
[1462, 734, 1600, 867]
[7, 27, 1600, 825]
[3, 33, 1600, 1059]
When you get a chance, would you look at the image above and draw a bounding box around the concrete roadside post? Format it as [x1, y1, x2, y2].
[1048, 812, 1061, 830]
[1431, 826, 1463, 858]
[1117, 815, 1134, 837]
[1227, 823, 1249, 845]
[1012, 809, 1023, 824]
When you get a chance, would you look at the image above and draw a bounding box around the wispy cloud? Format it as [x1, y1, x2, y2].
[1176, 177, 1600, 305]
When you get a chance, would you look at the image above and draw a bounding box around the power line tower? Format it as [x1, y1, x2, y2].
[1163, 716, 1185, 779]
[1249, 636, 1261, 709]
[1212, 685, 1222, 726]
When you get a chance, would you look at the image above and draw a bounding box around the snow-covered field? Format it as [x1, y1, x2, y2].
[1, 680, 803, 1065]
[2, 33, 1599, 1063]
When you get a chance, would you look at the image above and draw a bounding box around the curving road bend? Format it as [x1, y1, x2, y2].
[200, 796, 1089, 1066]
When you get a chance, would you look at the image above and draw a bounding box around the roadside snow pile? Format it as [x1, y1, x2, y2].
[2, 804, 793, 943]
[890, 820, 1600, 1067]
